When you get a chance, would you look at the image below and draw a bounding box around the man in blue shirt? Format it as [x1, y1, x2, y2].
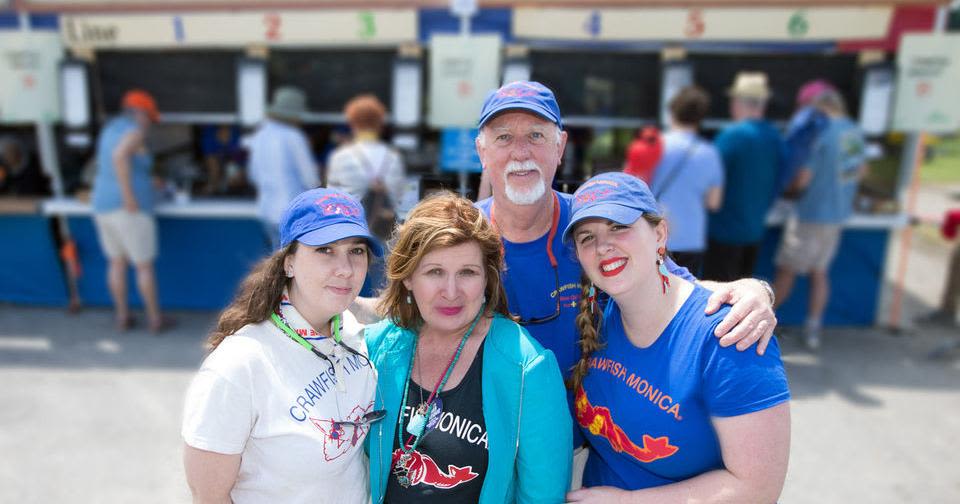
[772, 88, 867, 349]
[651, 86, 724, 277]
[704, 72, 788, 282]
[472, 81, 782, 381]
[91, 90, 169, 333]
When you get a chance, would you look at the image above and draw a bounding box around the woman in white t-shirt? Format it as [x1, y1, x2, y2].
[182, 188, 385, 504]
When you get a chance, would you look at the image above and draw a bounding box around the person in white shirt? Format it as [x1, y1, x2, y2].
[245, 87, 320, 249]
[327, 94, 406, 296]
[182, 188, 385, 504]
[326, 94, 406, 236]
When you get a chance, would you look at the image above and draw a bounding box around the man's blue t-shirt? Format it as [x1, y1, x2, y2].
[651, 131, 725, 253]
[577, 285, 790, 490]
[794, 117, 866, 224]
[476, 191, 693, 380]
[709, 119, 787, 244]
[91, 115, 155, 213]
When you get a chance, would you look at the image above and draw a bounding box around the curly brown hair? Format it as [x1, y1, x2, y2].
[377, 192, 509, 329]
[206, 243, 298, 350]
[567, 213, 664, 392]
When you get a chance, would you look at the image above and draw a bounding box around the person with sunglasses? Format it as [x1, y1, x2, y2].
[182, 188, 385, 504]
[364, 192, 571, 503]
[563, 173, 790, 503]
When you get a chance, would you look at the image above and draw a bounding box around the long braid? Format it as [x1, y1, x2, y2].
[567, 272, 604, 392]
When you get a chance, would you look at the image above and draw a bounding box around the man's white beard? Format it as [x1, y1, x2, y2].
[503, 160, 546, 206]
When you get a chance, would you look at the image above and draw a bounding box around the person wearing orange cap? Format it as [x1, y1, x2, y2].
[90, 89, 170, 334]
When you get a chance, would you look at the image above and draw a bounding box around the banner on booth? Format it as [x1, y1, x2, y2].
[60, 10, 417, 48]
[514, 7, 892, 42]
[893, 33, 960, 133]
[0, 31, 63, 123]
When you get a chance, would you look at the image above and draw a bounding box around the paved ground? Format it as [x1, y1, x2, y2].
[1, 184, 958, 503]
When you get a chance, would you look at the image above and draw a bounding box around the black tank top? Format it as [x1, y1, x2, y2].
[386, 340, 488, 502]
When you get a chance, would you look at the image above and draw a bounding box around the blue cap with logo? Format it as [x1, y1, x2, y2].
[562, 172, 661, 244]
[279, 188, 384, 256]
[478, 81, 563, 129]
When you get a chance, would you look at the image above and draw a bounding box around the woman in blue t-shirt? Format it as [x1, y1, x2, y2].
[563, 172, 791, 503]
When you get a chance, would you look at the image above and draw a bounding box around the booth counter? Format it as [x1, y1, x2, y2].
[758, 201, 908, 327]
[38, 198, 269, 310]
[0, 198, 69, 306]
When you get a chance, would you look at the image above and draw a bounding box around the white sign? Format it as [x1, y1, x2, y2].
[0, 32, 63, 123]
[60, 10, 417, 48]
[893, 34, 960, 133]
[428, 34, 501, 128]
[514, 7, 892, 41]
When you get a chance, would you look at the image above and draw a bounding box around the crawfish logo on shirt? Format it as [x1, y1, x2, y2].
[391, 449, 479, 489]
[309, 402, 375, 461]
[575, 386, 678, 464]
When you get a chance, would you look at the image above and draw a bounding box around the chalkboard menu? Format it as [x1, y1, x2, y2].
[269, 49, 395, 115]
[688, 53, 862, 121]
[95, 50, 240, 117]
[530, 50, 661, 119]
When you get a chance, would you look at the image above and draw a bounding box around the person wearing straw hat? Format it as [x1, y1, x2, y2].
[245, 86, 321, 250]
[91, 89, 170, 334]
[703, 72, 789, 282]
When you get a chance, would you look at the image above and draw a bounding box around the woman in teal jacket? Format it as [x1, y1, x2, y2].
[365, 192, 572, 503]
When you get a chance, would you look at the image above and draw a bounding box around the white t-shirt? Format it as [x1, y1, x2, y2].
[326, 141, 406, 214]
[182, 309, 375, 504]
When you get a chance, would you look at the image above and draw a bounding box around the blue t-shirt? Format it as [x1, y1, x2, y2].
[577, 285, 790, 490]
[794, 117, 866, 224]
[476, 191, 695, 380]
[91, 115, 154, 213]
[651, 131, 725, 253]
[709, 119, 787, 244]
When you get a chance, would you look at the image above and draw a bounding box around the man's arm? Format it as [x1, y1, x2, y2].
[291, 131, 320, 189]
[112, 129, 144, 213]
[700, 278, 777, 355]
[705, 186, 723, 211]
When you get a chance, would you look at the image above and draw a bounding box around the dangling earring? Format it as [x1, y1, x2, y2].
[656, 247, 670, 295]
[286, 268, 293, 278]
[587, 284, 597, 315]
[406, 293, 412, 304]
[482, 294, 487, 304]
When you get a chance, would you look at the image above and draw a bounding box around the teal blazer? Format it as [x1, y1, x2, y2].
[365, 313, 573, 503]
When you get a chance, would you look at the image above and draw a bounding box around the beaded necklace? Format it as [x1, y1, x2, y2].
[392, 305, 485, 488]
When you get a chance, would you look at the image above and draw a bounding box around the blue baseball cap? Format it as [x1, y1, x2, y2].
[562, 172, 661, 244]
[477, 81, 563, 129]
[279, 188, 384, 256]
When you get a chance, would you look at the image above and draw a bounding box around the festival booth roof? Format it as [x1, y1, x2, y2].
[10, 0, 950, 13]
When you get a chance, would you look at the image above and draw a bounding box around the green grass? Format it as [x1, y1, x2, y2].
[920, 135, 960, 184]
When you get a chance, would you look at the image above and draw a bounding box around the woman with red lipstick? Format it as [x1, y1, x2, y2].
[182, 188, 385, 504]
[562, 173, 791, 504]
[364, 192, 572, 503]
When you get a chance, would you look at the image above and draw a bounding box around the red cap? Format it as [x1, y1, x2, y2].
[122, 89, 159, 122]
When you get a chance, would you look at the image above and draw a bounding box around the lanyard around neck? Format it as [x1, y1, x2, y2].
[270, 312, 342, 351]
[490, 191, 560, 268]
